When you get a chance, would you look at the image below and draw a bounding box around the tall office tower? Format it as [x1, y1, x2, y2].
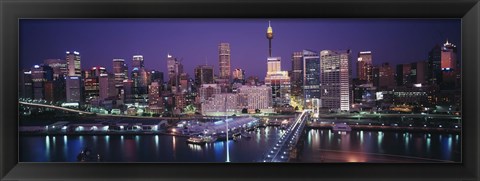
[122, 79, 134, 104]
[302, 50, 321, 109]
[90, 66, 107, 77]
[66, 76, 82, 103]
[148, 82, 163, 114]
[373, 63, 395, 89]
[410, 61, 428, 84]
[428, 44, 442, 85]
[440, 39, 458, 89]
[357, 51, 373, 83]
[232, 68, 245, 80]
[66, 51, 81, 76]
[20, 69, 33, 99]
[99, 73, 117, 101]
[265, 57, 291, 106]
[218, 43, 231, 80]
[194, 65, 214, 86]
[44, 59, 67, 80]
[84, 76, 99, 103]
[291, 52, 304, 101]
[320, 50, 352, 112]
[132, 55, 144, 70]
[167, 54, 183, 92]
[112, 59, 128, 90]
[31, 64, 53, 100]
[396, 64, 412, 86]
[266, 21, 273, 57]
[150, 70, 164, 84]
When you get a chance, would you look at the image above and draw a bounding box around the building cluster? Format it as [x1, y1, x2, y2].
[19, 22, 460, 116]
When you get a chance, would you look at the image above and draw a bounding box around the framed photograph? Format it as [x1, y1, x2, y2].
[1, 0, 479, 180]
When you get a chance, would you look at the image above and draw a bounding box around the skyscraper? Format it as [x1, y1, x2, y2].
[291, 52, 304, 100]
[99, 73, 117, 101]
[166, 54, 183, 93]
[148, 82, 163, 114]
[132, 55, 144, 70]
[44, 59, 67, 80]
[218, 43, 231, 80]
[194, 65, 214, 86]
[232, 68, 245, 82]
[31, 64, 53, 100]
[66, 51, 81, 76]
[357, 51, 373, 83]
[428, 44, 442, 85]
[373, 62, 395, 89]
[320, 50, 351, 112]
[66, 76, 82, 103]
[112, 59, 128, 90]
[441, 39, 457, 89]
[302, 50, 321, 107]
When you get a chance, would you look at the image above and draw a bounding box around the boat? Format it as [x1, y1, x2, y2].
[202, 135, 217, 143]
[186, 137, 206, 145]
[241, 132, 251, 139]
[332, 123, 352, 132]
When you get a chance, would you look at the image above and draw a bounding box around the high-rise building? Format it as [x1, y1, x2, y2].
[112, 59, 128, 90]
[148, 82, 163, 114]
[44, 59, 67, 80]
[201, 93, 238, 116]
[320, 50, 352, 112]
[31, 64, 53, 100]
[357, 51, 373, 83]
[410, 61, 428, 85]
[122, 79, 134, 104]
[265, 57, 291, 106]
[373, 62, 395, 89]
[166, 54, 183, 93]
[20, 69, 33, 99]
[99, 73, 117, 101]
[302, 50, 321, 107]
[428, 44, 442, 85]
[132, 55, 144, 70]
[90, 66, 107, 77]
[441, 40, 458, 89]
[218, 43, 231, 80]
[291, 51, 304, 100]
[194, 65, 214, 86]
[150, 70, 164, 84]
[396, 64, 412, 86]
[66, 76, 82, 103]
[66, 51, 81, 76]
[84, 77, 99, 103]
[232, 68, 245, 84]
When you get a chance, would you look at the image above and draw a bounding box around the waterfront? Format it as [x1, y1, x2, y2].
[20, 127, 461, 162]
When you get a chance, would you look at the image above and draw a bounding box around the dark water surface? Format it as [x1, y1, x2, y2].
[20, 127, 461, 162]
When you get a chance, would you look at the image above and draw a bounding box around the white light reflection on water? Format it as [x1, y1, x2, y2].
[45, 136, 50, 158]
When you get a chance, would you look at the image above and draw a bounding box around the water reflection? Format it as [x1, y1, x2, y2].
[19, 128, 460, 163]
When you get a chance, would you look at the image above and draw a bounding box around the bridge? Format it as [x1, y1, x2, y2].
[262, 110, 310, 162]
[20, 101, 94, 115]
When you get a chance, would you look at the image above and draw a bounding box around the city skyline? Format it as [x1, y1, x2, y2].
[20, 19, 461, 79]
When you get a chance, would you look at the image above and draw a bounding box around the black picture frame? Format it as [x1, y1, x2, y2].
[1, 0, 479, 180]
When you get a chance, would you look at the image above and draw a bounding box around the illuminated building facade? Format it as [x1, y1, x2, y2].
[357, 51, 373, 83]
[66, 51, 81, 76]
[320, 50, 351, 112]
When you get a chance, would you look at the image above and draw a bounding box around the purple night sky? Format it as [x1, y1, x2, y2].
[20, 19, 461, 79]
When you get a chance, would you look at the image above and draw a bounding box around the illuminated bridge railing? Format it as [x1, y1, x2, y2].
[262, 110, 309, 162]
